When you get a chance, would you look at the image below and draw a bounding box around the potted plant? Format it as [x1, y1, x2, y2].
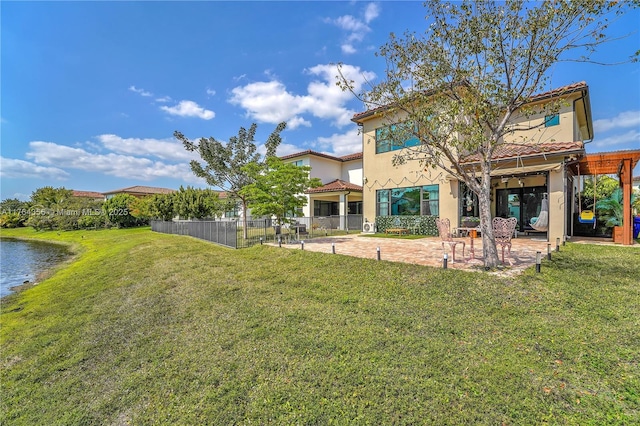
[461, 216, 480, 228]
[595, 188, 637, 243]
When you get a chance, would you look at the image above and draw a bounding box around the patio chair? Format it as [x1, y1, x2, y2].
[492, 217, 518, 264]
[436, 218, 465, 262]
[297, 224, 309, 238]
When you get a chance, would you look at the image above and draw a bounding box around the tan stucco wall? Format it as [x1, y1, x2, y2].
[505, 103, 576, 145]
[547, 167, 566, 243]
[361, 114, 459, 223]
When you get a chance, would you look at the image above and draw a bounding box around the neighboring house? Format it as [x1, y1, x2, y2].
[351, 81, 640, 244]
[72, 190, 105, 201]
[280, 150, 363, 220]
[103, 185, 175, 200]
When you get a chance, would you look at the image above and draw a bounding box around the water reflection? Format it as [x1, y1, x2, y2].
[0, 239, 72, 297]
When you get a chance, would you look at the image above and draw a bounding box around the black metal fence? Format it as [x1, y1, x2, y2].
[151, 214, 363, 249]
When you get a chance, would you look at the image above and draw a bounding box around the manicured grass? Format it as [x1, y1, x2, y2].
[1, 227, 639, 425]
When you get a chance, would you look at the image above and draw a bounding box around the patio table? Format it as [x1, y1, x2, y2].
[455, 227, 480, 238]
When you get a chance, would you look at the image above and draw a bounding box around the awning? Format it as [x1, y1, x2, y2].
[488, 163, 562, 177]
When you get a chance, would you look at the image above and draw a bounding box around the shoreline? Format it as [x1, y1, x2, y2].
[0, 235, 79, 300]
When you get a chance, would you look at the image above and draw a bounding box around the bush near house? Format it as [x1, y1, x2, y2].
[375, 215, 438, 235]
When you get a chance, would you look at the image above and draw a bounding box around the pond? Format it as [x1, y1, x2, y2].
[0, 238, 73, 298]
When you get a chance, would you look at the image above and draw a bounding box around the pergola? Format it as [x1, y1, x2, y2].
[570, 150, 640, 245]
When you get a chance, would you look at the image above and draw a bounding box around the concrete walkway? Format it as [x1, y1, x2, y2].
[272, 234, 557, 275]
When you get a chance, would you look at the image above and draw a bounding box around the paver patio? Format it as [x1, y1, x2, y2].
[272, 233, 558, 275]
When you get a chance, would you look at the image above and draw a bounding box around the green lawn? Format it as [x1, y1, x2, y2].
[1, 227, 639, 425]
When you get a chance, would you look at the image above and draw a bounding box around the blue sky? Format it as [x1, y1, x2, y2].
[2, 1, 639, 201]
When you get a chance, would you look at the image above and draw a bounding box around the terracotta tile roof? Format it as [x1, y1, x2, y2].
[103, 185, 175, 195]
[340, 152, 363, 161]
[306, 179, 363, 194]
[280, 150, 362, 163]
[529, 81, 587, 102]
[352, 81, 589, 122]
[72, 190, 104, 198]
[460, 141, 585, 164]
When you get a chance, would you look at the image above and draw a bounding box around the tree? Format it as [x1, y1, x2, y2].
[595, 188, 637, 228]
[240, 157, 322, 226]
[130, 193, 175, 221]
[175, 122, 286, 238]
[580, 175, 619, 211]
[173, 186, 225, 220]
[339, 0, 635, 268]
[102, 194, 139, 228]
[30, 186, 72, 209]
[0, 198, 29, 228]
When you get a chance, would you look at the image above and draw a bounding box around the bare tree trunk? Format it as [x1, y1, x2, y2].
[478, 167, 500, 268]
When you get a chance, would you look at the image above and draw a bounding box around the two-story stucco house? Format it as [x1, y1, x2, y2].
[351, 81, 639, 245]
[279, 150, 363, 229]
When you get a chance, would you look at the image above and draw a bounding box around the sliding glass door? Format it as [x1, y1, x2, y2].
[496, 186, 547, 231]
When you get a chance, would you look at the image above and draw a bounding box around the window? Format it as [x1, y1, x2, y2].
[225, 202, 240, 218]
[422, 185, 439, 216]
[376, 185, 439, 216]
[314, 200, 338, 216]
[347, 201, 362, 215]
[291, 160, 304, 167]
[375, 122, 420, 154]
[376, 189, 390, 216]
[544, 114, 559, 127]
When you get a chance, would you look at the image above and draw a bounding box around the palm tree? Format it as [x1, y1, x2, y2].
[595, 188, 637, 227]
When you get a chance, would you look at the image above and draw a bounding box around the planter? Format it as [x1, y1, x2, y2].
[613, 226, 623, 244]
[462, 221, 480, 228]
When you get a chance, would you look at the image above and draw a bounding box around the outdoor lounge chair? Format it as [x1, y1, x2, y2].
[436, 218, 465, 262]
[492, 217, 518, 264]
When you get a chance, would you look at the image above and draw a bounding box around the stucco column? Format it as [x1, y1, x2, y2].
[548, 168, 564, 244]
[340, 192, 348, 230]
[621, 158, 632, 245]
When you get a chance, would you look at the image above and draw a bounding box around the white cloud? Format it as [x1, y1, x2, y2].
[315, 128, 362, 156]
[229, 63, 375, 129]
[96, 134, 198, 162]
[160, 100, 215, 120]
[325, 2, 380, 54]
[0, 156, 70, 180]
[341, 44, 357, 55]
[206, 88, 216, 97]
[275, 143, 307, 157]
[128, 85, 153, 97]
[25, 141, 198, 182]
[334, 15, 369, 34]
[593, 110, 640, 133]
[364, 3, 380, 24]
[229, 81, 311, 128]
[592, 129, 640, 149]
[155, 96, 172, 103]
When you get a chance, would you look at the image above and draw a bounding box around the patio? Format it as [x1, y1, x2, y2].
[271, 233, 558, 275]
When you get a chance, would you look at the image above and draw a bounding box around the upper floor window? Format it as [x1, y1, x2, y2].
[375, 122, 420, 154]
[291, 160, 304, 167]
[544, 114, 560, 127]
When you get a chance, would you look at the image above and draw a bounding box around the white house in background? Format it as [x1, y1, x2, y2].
[279, 150, 363, 219]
